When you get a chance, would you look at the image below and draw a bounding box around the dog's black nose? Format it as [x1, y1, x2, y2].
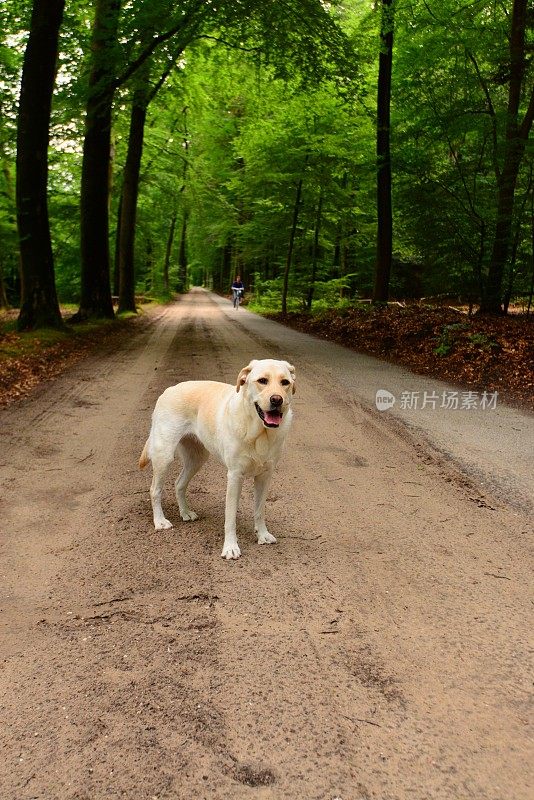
[270, 394, 283, 407]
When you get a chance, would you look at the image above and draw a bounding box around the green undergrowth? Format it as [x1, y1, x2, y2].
[247, 296, 369, 316]
[0, 315, 114, 362]
[0, 301, 158, 363]
[145, 290, 176, 305]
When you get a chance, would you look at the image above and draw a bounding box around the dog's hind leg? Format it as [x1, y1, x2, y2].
[175, 435, 208, 521]
[150, 445, 175, 530]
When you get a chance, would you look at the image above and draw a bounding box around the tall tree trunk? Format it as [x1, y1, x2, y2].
[77, 0, 120, 320]
[503, 226, 520, 315]
[116, 25, 164, 314]
[118, 90, 148, 313]
[163, 211, 177, 293]
[116, 43, 195, 307]
[473, 220, 486, 307]
[16, 0, 65, 330]
[220, 239, 232, 293]
[481, 0, 534, 313]
[528, 188, 534, 315]
[282, 175, 304, 315]
[146, 236, 154, 291]
[333, 237, 341, 273]
[177, 212, 188, 291]
[333, 172, 348, 277]
[306, 190, 323, 311]
[176, 106, 189, 293]
[0, 261, 9, 309]
[1, 147, 17, 309]
[113, 192, 122, 297]
[213, 248, 223, 292]
[340, 237, 348, 297]
[373, 0, 394, 304]
[483, 152, 525, 313]
[503, 176, 531, 313]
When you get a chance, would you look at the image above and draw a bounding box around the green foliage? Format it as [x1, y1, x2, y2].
[467, 332, 498, 350]
[250, 273, 361, 315]
[248, 277, 301, 314]
[392, 0, 534, 300]
[433, 322, 469, 357]
[433, 324, 500, 357]
[1, 0, 532, 316]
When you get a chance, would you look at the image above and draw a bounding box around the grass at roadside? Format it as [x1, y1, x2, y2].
[0, 301, 164, 406]
[0, 312, 113, 357]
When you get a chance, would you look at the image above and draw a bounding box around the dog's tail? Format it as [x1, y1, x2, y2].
[139, 439, 150, 469]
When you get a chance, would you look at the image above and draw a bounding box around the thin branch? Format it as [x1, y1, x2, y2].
[472, 130, 488, 206]
[426, 85, 485, 226]
[194, 34, 263, 53]
[466, 49, 501, 182]
[423, 0, 487, 22]
[147, 46, 184, 104]
[114, 0, 208, 90]
[519, 86, 534, 140]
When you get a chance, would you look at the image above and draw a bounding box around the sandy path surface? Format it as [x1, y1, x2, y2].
[209, 293, 534, 516]
[0, 290, 532, 800]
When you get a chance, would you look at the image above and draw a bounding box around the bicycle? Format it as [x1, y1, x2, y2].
[232, 287, 244, 309]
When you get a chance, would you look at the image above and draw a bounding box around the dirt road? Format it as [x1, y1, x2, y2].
[1, 290, 532, 800]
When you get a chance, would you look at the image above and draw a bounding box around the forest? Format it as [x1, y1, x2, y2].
[1, 0, 534, 331]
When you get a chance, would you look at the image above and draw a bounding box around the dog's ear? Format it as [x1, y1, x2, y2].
[236, 361, 255, 392]
[285, 362, 296, 394]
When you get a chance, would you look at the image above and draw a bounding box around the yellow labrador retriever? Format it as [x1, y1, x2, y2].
[139, 359, 296, 559]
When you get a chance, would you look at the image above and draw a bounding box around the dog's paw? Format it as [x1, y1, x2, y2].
[180, 510, 198, 522]
[154, 518, 173, 530]
[257, 531, 277, 545]
[221, 543, 241, 560]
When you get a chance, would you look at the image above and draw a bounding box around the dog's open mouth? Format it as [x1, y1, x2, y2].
[255, 403, 282, 428]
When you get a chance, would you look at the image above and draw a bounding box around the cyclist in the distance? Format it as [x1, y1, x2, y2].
[231, 275, 245, 309]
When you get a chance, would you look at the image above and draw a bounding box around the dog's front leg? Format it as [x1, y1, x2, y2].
[221, 470, 244, 560]
[254, 468, 276, 545]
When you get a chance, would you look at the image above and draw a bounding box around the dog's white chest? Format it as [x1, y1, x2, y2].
[255, 432, 270, 459]
[232, 433, 278, 476]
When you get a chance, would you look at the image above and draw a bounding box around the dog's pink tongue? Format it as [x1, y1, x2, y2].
[264, 411, 281, 426]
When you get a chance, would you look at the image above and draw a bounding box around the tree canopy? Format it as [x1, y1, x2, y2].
[1, 0, 533, 327]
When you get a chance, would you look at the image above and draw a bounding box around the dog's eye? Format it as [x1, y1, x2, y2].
[281, 379, 290, 386]
[257, 378, 268, 385]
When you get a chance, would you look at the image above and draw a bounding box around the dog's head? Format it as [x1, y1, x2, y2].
[236, 359, 296, 429]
